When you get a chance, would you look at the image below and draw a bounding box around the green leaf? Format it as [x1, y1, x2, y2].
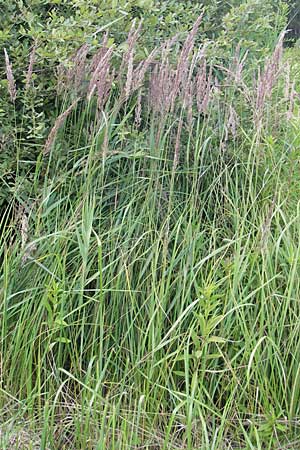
[55, 337, 71, 344]
[206, 353, 222, 360]
[207, 336, 226, 344]
[54, 318, 68, 327]
[173, 371, 185, 377]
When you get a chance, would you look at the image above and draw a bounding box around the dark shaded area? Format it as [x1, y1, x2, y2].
[287, 2, 300, 44]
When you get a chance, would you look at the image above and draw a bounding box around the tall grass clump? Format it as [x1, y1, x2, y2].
[1, 14, 300, 449]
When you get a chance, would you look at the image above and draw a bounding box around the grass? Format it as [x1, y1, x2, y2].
[1, 25, 300, 450]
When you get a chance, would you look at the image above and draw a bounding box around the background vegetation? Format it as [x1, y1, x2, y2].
[1, 1, 300, 449]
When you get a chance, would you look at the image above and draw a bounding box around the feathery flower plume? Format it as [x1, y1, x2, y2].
[196, 60, 213, 114]
[185, 80, 194, 125]
[170, 14, 203, 111]
[96, 67, 115, 112]
[287, 80, 296, 120]
[72, 44, 89, 91]
[149, 37, 178, 113]
[121, 20, 143, 99]
[19, 207, 29, 250]
[87, 46, 114, 102]
[25, 43, 37, 91]
[224, 105, 239, 143]
[255, 32, 285, 124]
[135, 90, 142, 127]
[87, 47, 114, 113]
[228, 105, 238, 138]
[43, 98, 80, 156]
[131, 48, 157, 93]
[57, 43, 89, 94]
[17, 203, 37, 265]
[182, 51, 199, 124]
[149, 61, 174, 114]
[173, 117, 183, 170]
[231, 44, 248, 84]
[90, 33, 109, 72]
[119, 20, 142, 76]
[89, 32, 109, 81]
[4, 48, 17, 102]
[283, 63, 297, 120]
[22, 242, 37, 265]
[125, 51, 134, 100]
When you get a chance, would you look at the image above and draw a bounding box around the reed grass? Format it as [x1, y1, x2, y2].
[1, 20, 300, 449]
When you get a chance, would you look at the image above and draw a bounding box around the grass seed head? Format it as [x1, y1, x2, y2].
[25, 43, 37, 91]
[43, 98, 80, 155]
[4, 48, 17, 102]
